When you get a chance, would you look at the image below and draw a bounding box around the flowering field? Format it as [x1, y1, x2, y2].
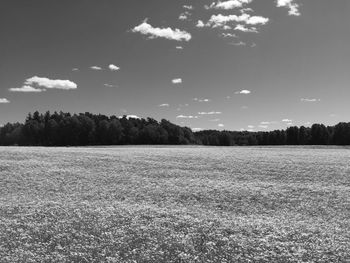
[1, 146, 349, 262]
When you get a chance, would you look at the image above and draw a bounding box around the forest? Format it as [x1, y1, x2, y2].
[1, 111, 350, 146]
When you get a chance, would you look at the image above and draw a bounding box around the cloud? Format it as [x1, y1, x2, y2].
[159, 103, 170, 107]
[196, 20, 205, 28]
[132, 20, 191, 41]
[0, 98, 10, 103]
[183, 5, 193, 10]
[119, 115, 141, 119]
[221, 33, 238, 38]
[109, 64, 120, 71]
[179, 11, 191, 21]
[301, 98, 321, 102]
[10, 76, 77, 92]
[176, 115, 199, 119]
[234, 24, 258, 32]
[205, 13, 269, 29]
[193, 98, 211, 102]
[235, 89, 251, 94]
[172, 78, 182, 84]
[198, 111, 222, 115]
[25, 76, 77, 90]
[192, 128, 202, 132]
[72, 68, 79, 71]
[247, 125, 255, 129]
[282, 119, 292, 122]
[104, 84, 117, 88]
[230, 41, 246, 46]
[276, 0, 300, 16]
[90, 66, 103, 70]
[218, 124, 225, 127]
[260, 122, 270, 125]
[207, 0, 253, 10]
[176, 46, 183, 49]
[210, 118, 220, 122]
[9, 85, 44, 93]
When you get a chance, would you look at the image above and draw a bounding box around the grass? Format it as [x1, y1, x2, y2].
[1, 146, 349, 262]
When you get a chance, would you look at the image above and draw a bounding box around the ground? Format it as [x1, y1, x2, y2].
[1, 146, 349, 262]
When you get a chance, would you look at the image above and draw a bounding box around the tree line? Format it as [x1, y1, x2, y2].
[1, 111, 350, 146]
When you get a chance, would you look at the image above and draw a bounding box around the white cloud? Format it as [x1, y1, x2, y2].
[25, 76, 77, 90]
[9, 85, 44, 93]
[210, 118, 220, 122]
[196, 20, 205, 28]
[176, 115, 199, 119]
[176, 46, 183, 49]
[132, 20, 191, 41]
[218, 123, 225, 127]
[172, 78, 182, 84]
[247, 125, 255, 129]
[72, 68, 79, 71]
[206, 13, 269, 29]
[0, 98, 10, 103]
[221, 33, 238, 38]
[198, 111, 222, 115]
[109, 64, 120, 71]
[282, 119, 292, 122]
[183, 5, 193, 10]
[235, 89, 251, 94]
[260, 121, 270, 125]
[192, 128, 202, 132]
[207, 0, 253, 10]
[301, 98, 321, 102]
[193, 98, 211, 102]
[234, 24, 258, 33]
[90, 66, 102, 70]
[119, 115, 141, 119]
[276, 0, 300, 16]
[10, 76, 77, 92]
[159, 103, 170, 107]
[179, 11, 191, 21]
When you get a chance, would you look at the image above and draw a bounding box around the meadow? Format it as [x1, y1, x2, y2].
[0, 146, 349, 262]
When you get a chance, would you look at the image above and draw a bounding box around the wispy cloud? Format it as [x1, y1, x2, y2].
[301, 98, 321, 102]
[206, 0, 253, 10]
[132, 19, 191, 41]
[9, 85, 44, 93]
[198, 111, 222, 115]
[176, 46, 183, 50]
[90, 66, 103, 70]
[104, 84, 117, 88]
[159, 103, 170, 107]
[0, 98, 10, 103]
[193, 98, 211, 102]
[218, 123, 225, 127]
[109, 64, 120, 71]
[183, 5, 193, 10]
[72, 68, 79, 71]
[282, 119, 292, 122]
[176, 115, 199, 119]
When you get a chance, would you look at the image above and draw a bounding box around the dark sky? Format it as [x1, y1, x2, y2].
[1, 0, 349, 131]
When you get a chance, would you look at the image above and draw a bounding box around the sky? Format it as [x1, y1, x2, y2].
[0, 0, 349, 132]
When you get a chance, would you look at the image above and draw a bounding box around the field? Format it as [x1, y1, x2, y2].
[1, 146, 350, 262]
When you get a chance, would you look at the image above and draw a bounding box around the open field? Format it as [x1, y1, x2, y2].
[1, 146, 350, 262]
